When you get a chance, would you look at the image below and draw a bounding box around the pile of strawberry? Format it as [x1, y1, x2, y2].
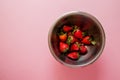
[58, 25, 96, 60]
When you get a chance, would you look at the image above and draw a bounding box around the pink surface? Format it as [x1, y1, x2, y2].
[0, 0, 120, 80]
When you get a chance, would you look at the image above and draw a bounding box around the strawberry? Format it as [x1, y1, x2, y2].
[74, 29, 83, 39]
[67, 52, 80, 60]
[80, 45, 87, 55]
[59, 33, 67, 42]
[63, 25, 72, 32]
[81, 36, 91, 44]
[73, 26, 83, 39]
[59, 42, 69, 53]
[66, 35, 76, 45]
[71, 42, 80, 51]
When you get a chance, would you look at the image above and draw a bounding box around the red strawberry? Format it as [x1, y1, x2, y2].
[73, 26, 83, 39]
[63, 25, 72, 32]
[71, 42, 80, 51]
[67, 52, 80, 60]
[80, 45, 87, 55]
[59, 42, 69, 53]
[59, 33, 67, 42]
[74, 29, 83, 39]
[66, 35, 76, 45]
[81, 36, 91, 44]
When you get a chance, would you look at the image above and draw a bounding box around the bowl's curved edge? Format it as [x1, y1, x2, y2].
[48, 11, 106, 68]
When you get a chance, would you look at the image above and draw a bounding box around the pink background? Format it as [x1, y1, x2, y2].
[0, 0, 120, 80]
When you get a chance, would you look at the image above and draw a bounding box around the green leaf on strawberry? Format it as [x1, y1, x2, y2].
[66, 35, 75, 45]
[91, 41, 96, 45]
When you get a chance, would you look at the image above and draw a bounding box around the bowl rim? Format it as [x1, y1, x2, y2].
[48, 11, 106, 68]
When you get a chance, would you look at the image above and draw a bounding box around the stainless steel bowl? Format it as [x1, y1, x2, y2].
[48, 11, 105, 68]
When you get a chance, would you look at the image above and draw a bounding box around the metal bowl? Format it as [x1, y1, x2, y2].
[48, 11, 105, 68]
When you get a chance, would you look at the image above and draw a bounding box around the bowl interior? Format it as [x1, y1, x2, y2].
[49, 12, 105, 67]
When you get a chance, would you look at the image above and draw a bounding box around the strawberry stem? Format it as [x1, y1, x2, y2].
[66, 36, 71, 45]
[75, 42, 80, 48]
[72, 25, 78, 34]
[63, 48, 69, 53]
[91, 41, 96, 45]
